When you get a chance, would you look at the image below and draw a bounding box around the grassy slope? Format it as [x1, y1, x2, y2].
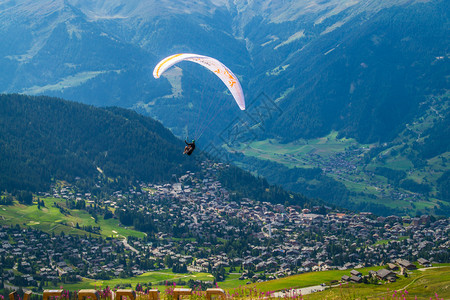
[49, 269, 214, 291]
[307, 266, 450, 300]
[246, 266, 386, 293]
[0, 197, 145, 238]
[234, 131, 356, 169]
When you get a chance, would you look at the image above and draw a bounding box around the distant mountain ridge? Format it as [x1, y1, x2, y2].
[0, 0, 447, 144]
[264, 0, 449, 143]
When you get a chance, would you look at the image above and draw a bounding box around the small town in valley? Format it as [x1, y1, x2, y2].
[1, 162, 448, 294]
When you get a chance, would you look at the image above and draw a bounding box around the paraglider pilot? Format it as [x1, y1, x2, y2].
[184, 139, 196, 156]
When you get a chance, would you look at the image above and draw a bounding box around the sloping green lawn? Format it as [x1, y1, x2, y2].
[0, 198, 144, 238]
[49, 269, 214, 291]
[307, 266, 450, 300]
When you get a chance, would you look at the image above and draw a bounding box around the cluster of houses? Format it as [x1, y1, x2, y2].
[302, 143, 424, 203]
[0, 227, 139, 286]
[104, 163, 449, 280]
[341, 258, 433, 284]
[1, 162, 449, 288]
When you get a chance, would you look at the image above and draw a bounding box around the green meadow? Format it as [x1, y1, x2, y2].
[0, 197, 144, 238]
[308, 266, 450, 300]
[234, 131, 360, 169]
[48, 269, 214, 291]
[246, 265, 386, 293]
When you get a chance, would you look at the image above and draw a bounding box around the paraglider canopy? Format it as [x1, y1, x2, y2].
[153, 53, 245, 110]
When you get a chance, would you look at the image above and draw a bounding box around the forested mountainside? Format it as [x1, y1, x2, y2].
[0, 94, 197, 191]
[0, 94, 315, 208]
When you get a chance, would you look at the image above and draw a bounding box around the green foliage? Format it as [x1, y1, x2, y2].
[373, 167, 406, 185]
[16, 190, 33, 205]
[0, 194, 13, 205]
[353, 201, 402, 217]
[417, 107, 450, 159]
[171, 263, 188, 274]
[400, 179, 431, 194]
[226, 90, 450, 216]
[103, 210, 113, 220]
[307, 266, 450, 300]
[437, 171, 450, 202]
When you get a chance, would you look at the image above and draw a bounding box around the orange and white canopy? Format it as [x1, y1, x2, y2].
[153, 53, 245, 110]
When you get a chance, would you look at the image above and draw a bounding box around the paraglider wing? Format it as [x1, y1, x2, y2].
[153, 53, 245, 110]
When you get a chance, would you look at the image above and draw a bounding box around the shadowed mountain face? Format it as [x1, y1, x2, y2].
[0, 94, 198, 191]
[1, 0, 448, 145]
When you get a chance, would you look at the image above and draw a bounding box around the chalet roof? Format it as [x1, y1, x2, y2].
[350, 275, 362, 283]
[396, 258, 416, 269]
[417, 258, 430, 264]
[387, 263, 398, 270]
[376, 269, 395, 280]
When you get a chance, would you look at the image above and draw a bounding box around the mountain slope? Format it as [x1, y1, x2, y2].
[0, 0, 447, 144]
[0, 0, 168, 107]
[0, 93, 197, 191]
[0, 93, 316, 211]
[261, 0, 449, 143]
